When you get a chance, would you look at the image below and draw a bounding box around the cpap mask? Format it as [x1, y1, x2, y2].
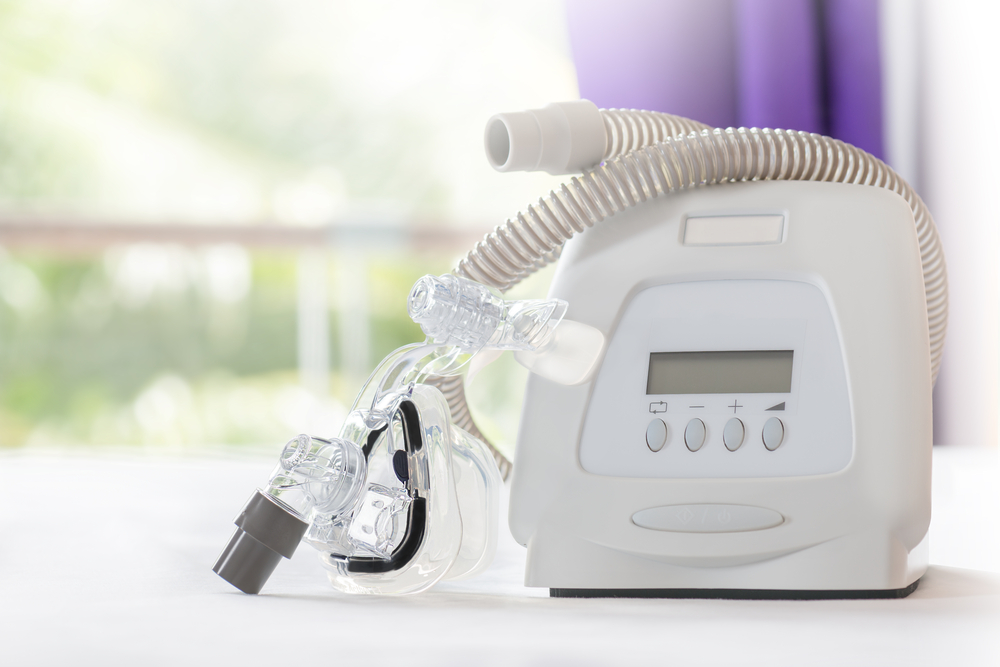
[213, 273, 603, 595]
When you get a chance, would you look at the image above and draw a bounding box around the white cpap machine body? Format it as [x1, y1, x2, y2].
[509, 179, 932, 598]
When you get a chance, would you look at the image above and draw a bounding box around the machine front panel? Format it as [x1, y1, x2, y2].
[579, 279, 852, 478]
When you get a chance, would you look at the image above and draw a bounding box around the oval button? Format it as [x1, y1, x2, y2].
[763, 417, 785, 451]
[684, 418, 706, 451]
[632, 504, 785, 533]
[645, 418, 667, 452]
[723, 418, 745, 451]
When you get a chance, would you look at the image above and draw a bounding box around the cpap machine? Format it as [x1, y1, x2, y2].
[214, 100, 946, 599]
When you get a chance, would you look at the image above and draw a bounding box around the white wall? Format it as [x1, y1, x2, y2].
[912, 0, 1000, 447]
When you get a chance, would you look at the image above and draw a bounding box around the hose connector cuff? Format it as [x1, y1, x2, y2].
[484, 100, 606, 174]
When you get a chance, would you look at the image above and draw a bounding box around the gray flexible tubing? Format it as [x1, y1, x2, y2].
[436, 109, 947, 479]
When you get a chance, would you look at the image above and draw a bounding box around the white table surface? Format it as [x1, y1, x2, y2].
[1, 445, 997, 666]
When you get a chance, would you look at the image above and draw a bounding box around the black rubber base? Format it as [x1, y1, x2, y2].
[550, 579, 920, 600]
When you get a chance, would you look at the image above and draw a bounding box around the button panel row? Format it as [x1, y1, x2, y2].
[646, 417, 785, 452]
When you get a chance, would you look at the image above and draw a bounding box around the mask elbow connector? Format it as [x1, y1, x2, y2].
[214, 434, 368, 594]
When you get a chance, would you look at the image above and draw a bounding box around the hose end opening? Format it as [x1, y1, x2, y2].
[486, 118, 512, 171]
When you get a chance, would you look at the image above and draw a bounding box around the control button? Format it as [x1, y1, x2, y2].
[723, 418, 745, 451]
[645, 419, 667, 452]
[763, 417, 785, 450]
[632, 504, 785, 533]
[684, 418, 706, 451]
[648, 401, 667, 414]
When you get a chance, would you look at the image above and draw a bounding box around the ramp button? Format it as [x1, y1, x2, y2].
[763, 417, 785, 450]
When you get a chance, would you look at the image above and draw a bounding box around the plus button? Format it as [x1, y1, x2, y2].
[728, 400, 743, 414]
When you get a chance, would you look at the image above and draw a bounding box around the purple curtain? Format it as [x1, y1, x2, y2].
[824, 0, 884, 159]
[735, 0, 823, 135]
[566, 0, 739, 129]
[565, 0, 884, 158]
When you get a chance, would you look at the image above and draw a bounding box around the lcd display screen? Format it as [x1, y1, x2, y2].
[646, 350, 794, 395]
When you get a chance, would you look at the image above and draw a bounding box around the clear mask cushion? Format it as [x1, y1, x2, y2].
[215, 273, 601, 595]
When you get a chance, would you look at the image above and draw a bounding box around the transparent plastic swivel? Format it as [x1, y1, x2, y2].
[214, 273, 592, 595]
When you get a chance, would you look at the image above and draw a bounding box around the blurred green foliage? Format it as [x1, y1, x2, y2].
[0, 247, 456, 448]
